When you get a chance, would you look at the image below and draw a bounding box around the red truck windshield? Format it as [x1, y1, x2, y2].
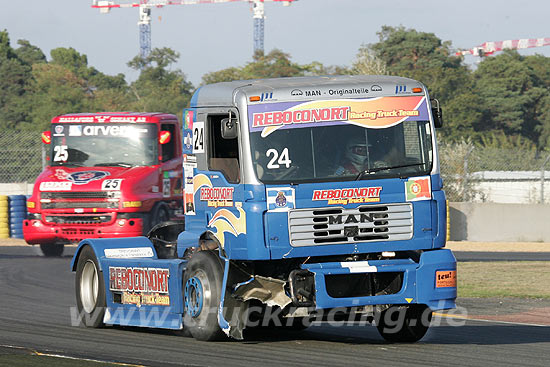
[50, 123, 158, 167]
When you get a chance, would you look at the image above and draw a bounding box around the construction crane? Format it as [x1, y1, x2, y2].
[456, 37, 550, 58]
[92, 0, 296, 59]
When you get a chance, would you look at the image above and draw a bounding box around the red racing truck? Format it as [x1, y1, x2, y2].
[24, 112, 184, 257]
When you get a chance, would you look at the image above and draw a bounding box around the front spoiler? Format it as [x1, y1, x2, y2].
[302, 249, 457, 311]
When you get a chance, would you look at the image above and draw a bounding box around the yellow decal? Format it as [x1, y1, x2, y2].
[208, 207, 246, 248]
[193, 173, 213, 194]
[405, 298, 413, 303]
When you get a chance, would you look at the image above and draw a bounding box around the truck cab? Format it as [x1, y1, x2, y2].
[71, 76, 456, 343]
[25, 112, 184, 256]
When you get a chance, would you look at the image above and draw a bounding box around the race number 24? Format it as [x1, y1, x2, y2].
[193, 121, 204, 153]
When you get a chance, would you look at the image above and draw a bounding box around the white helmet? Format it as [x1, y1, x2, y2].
[345, 137, 369, 166]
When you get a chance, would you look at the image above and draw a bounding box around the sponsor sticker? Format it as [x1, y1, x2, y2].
[78, 125, 147, 137]
[184, 155, 197, 215]
[436, 270, 457, 288]
[312, 187, 382, 205]
[53, 125, 64, 136]
[109, 266, 170, 293]
[163, 178, 170, 197]
[68, 171, 110, 185]
[267, 187, 295, 211]
[104, 247, 154, 258]
[39, 181, 72, 191]
[109, 266, 170, 307]
[249, 96, 428, 138]
[58, 116, 146, 123]
[121, 292, 170, 307]
[200, 186, 234, 208]
[405, 176, 431, 201]
[69, 125, 82, 136]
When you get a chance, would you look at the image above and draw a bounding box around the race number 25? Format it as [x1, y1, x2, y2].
[101, 179, 122, 190]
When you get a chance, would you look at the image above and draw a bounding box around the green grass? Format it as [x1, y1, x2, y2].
[458, 261, 550, 299]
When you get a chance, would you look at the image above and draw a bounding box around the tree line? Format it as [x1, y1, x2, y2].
[2, 26, 550, 151]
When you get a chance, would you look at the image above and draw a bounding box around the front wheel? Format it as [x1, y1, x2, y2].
[75, 246, 106, 328]
[183, 251, 225, 341]
[376, 304, 432, 343]
[40, 243, 64, 257]
[145, 204, 170, 234]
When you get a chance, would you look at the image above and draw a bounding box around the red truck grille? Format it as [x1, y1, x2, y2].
[44, 215, 113, 224]
[41, 191, 114, 199]
[41, 201, 118, 209]
[40, 191, 120, 209]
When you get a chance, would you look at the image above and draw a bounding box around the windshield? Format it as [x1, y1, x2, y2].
[248, 96, 433, 183]
[50, 123, 158, 167]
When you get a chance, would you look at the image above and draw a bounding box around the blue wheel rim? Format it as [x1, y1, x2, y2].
[184, 276, 204, 318]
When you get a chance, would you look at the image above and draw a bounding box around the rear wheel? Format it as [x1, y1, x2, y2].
[75, 246, 106, 328]
[183, 251, 225, 341]
[376, 304, 432, 343]
[40, 243, 64, 257]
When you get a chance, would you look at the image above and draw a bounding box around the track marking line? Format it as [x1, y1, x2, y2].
[433, 312, 550, 327]
[0, 344, 145, 366]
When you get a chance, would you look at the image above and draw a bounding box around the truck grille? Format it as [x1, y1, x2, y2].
[40, 191, 119, 209]
[44, 215, 113, 225]
[288, 203, 413, 247]
[41, 191, 115, 199]
[41, 201, 118, 209]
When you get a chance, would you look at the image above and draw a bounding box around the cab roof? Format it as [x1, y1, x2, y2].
[51, 112, 178, 124]
[190, 75, 426, 107]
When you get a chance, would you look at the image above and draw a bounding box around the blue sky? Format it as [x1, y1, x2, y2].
[2, 0, 550, 85]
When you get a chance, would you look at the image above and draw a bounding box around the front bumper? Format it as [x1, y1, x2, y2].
[302, 249, 457, 311]
[23, 217, 144, 245]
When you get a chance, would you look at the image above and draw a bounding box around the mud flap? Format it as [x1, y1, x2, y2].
[217, 259, 249, 340]
[217, 261, 294, 339]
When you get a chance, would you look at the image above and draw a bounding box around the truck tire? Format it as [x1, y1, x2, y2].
[75, 246, 106, 328]
[145, 204, 170, 234]
[375, 304, 432, 343]
[183, 251, 225, 341]
[40, 243, 64, 257]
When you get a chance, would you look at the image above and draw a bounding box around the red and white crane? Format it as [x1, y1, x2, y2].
[92, 0, 296, 59]
[456, 37, 550, 57]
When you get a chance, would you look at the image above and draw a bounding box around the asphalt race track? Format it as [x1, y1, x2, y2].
[1, 245, 549, 367]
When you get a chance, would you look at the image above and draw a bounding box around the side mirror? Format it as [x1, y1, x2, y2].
[221, 117, 238, 139]
[41, 131, 51, 144]
[431, 98, 443, 128]
[159, 130, 171, 144]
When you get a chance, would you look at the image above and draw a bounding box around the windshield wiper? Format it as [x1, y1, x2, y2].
[355, 163, 425, 181]
[94, 162, 133, 168]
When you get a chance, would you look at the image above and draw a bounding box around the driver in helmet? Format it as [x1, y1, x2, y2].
[335, 136, 398, 176]
[335, 137, 370, 175]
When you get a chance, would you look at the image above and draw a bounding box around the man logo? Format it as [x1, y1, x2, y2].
[371, 85, 382, 92]
[328, 213, 375, 225]
[291, 89, 303, 96]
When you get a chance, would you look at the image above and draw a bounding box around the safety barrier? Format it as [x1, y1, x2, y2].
[8, 195, 27, 239]
[0, 195, 8, 238]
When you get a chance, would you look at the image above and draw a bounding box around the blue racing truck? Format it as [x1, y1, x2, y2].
[71, 75, 456, 342]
